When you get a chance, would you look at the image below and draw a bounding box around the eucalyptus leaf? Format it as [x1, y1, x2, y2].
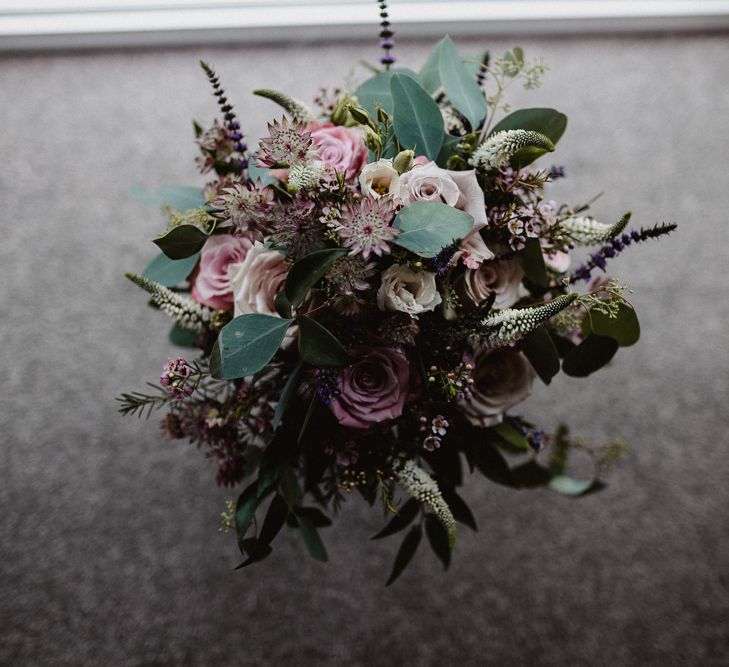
[510, 460, 552, 488]
[393, 201, 473, 257]
[584, 303, 640, 347]
[129, 184, 206, 211]
[354, 68, 420, 117]
[490, 422, 531, 452]
[294, 512, 328, 562]
[425, 514, 452, 570]
[259, 494, 290, 546]
[371, 498, 420, 540]
[234, 482, 259, 554]
[168, 324, 198, 348]
[522, 325, 561, 384]
[548, 475, 597, 496]
[436, 36, 487, 129]
[562, 334, 619, 377]
[385, 525, 422, 586]
[391, 73, 445, 160]
[294, 506, 332, 528]
[153, 224, 208, 260]
[285, 248, 347, 309]
[210, 314, 293, 380]
[297, 316, 353, 367]
[142, 252, 199, 287]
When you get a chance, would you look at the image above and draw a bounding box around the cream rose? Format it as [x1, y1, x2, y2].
[398, 161, 493, 268]
[458, 348, 535, 427]
[359, 159, 400, 199]
[377, 264, 442, 318]
[229, 242, 288, 318]
[457, 258, 523, 311]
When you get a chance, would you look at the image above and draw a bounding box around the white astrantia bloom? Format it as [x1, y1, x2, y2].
[470, 129, 554, 171]
[397, 459, 456, 547]
[359, 158, 401, 199]
[377, 264, 442, 318]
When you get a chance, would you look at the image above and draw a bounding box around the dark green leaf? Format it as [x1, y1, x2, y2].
[168, 324, 198, 348]
[354, 68, 420, 117]
[584, 303, 640, 347]
[210, 314, 293, 380]
[425, 514, 452, 570]
[562, 334, 619, 377]
[491, 422, 532, 451]
[297, 316, 353, 367]
[472, 443, 515, 487]
[280, 468, 304, 507]
[436, 134, 461, 168]
[285, 248, 347, 309]
[274, 290, 293, 319]
[550, 332, 576, 358]
[234, 482, 259, 553]
[259, 494, 289, 546]
[489, 108, 568, 168]
[391, 73, 445, 160]
[234, 539, 273, 568]
[272, 361, 304, 430]
[510, 460, 552, 488]
[436, 36, 487, 129]
[385, 525, 422, 586]
[442, 490, 477, 532]
[294, 506, 332, 528]
[519, 237, 549, 288]
[522, 325, 561, 384]
[294, 512, 328, 561]
[548, 475, 599, 497]
[256, 460, 283, 499]
[142, 252, 199, 287]
[129, 184, 206, 211]
[393, 201, 473, 258]
[371, 498, 420, 540]
[153, 224, 208, 260]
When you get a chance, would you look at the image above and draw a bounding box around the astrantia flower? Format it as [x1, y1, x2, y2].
[212, 182, 272, 234]
[257, 117, 314, 167]
[334, 197, 398, 259]
[268, 197, 326, 259]
[326, 255, 376, 296]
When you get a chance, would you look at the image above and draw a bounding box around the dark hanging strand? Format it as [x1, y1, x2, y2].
[378, 1, 395, 68]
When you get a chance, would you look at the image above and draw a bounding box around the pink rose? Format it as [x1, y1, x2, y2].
[310, 124, 368, 181]
[543, 249, 571, 273]
[457, 257, 523, 311]
[229, 242, 288, 318]
[458, 348, 535, 428]
[191, 234, 252, 309]
[330, 346, 412, 430]
[399, 161, 493, 268]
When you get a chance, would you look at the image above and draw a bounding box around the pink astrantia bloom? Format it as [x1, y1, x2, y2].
[309, 123, 368, 181]
[190, 234, 252, 309]
[334, 197, 399, 259]
[330, 346, 412, 430]
[257, 117, 313, 167]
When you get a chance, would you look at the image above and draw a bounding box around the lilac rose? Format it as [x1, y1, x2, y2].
[310, 123, 368, 181]
[330, 346, 412, 430]
[458, 348, 535, 428]
[191, 234, 252, 309]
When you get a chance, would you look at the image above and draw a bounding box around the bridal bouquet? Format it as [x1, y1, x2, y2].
[119, 7, 674, 583]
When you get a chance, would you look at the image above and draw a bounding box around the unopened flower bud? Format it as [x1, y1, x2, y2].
[393, 149, 414, 174]
[363, 126, 382, 152]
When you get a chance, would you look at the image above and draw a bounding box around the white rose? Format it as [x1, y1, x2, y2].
[458, 348, 535, 427]
[377, 264, 442, 318]
[457, 258, 523, 311]
[229, 242, 288, 317]
[359, 159, 401, 199]
[399, 161, 493, 268]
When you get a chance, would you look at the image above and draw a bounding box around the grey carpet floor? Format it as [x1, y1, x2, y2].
[1, 31, 728, 666]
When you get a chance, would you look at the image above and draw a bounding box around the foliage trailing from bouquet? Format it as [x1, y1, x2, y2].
[119, 8, 675, 583]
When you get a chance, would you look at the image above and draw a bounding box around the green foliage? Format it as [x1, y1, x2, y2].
[129, 184, 207, 211]
[371, 498, 420, 540]
[584, 303, 640, 347]
[425, 514, 452, 570]
[519, 238, 549, 288]
[297, 316, 353, 367]
[292, 510, 328, 562]
[284, 248, 347, 309]
[153, 224, 209, 260]
[354, 68, 420, 117]
[522, 325, 561, 384]
[168, 324, 198, 348]
[419, 36, 487, 130]
[562, 334, 619, 377]
[210, 314, 293, 380]
[441, 490, 477, 531]
[235, 482, 260, 554]
[272, 361, 304, 430]
[488, 108, 567, 168]
[142, 252, 199, 287]
[491, 422, 531, 452]
[386, 525, 422, 586]
[393, 201, 473, 257]
[390, 73, 445, 160]
[471, 442, 515, 487]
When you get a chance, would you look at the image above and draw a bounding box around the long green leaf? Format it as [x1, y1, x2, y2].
[371, 498, 420, 540]
[562, 334, 619, 377]
[522, 325, 561, 385]
[294, 512, 328, 562]
[390, 73, 444, 160]
[142, 252, 199, 287]
[354, 68, 420, 117]
[153, 224, 208, 260]
[489, 108, 568, 169]
[437, 36, 487, 129]
[272, 361, 304, 430]
[284, 248, 346, 309]
[297, 316, 353, 367]
[385, 525, 422, 586]
[234, 482, 259, 554]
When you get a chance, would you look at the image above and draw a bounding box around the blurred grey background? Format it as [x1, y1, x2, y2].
[1, 14, 728, 667]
